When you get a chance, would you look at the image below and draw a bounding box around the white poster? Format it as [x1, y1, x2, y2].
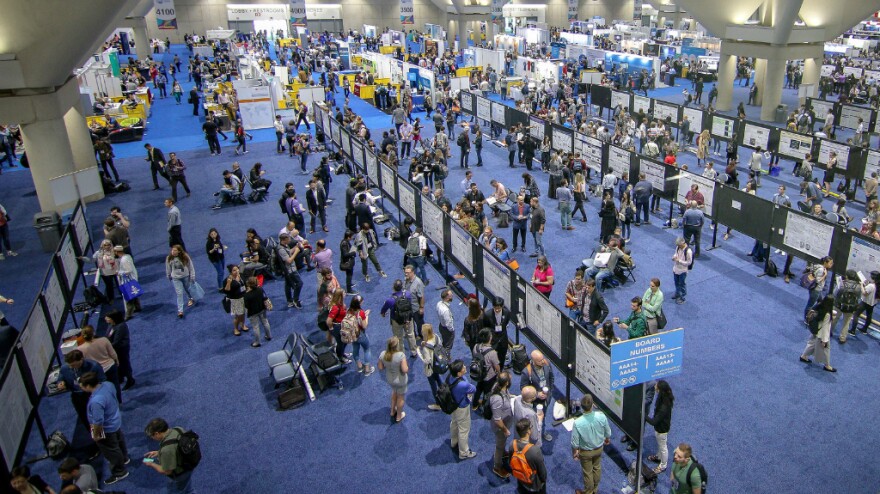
[477, 97, 491, 122]
[400, 0, 414, 24]
[611, 90, 630, 111]
[155, 0, 178, 30]
[482, 250, 512, 309]
[682, 107, 704, 135]
[838, 104, 873, 131]
[742, 123, 771, 150]
[575, 331, 624, 419]
[460, 91, 475, 115]
[366, 151, 379, 188]
[72, 206, 90, 254]
[0, 356, 31, 470]
[677, 171, 716, 215]
[817, 139, 850, 170]
[842, 66, 863, 79]
[608, 145, 632, 179]
[236, 86, 275, 130]
[820, 65, 835, 77]
[653, 101, 679, 124]
[529, 116, 545, 141]
[380, 162, 396, 200]
[552, 126, 573, 154]
[778, 130, 813, 160]
[524, 284, 563, 359]
[633, 95, 651, 115]
[421, 196, 445, 249]
[809, 99, 836, 123]
[865, 150, 880, 181]
[58, 237, 78, 292]
[782, 211, 834, 258]
[290, 0, 307, 26]
[21, 306, 54, 393]
[43, 270, 66, 332]
[491, 101, 506, 126]
[331, 123, 341, 147]
[351, 139, 365, 169]
[450, 222, 474, 274]
[341, 129, 352, 160]
[639, 158, 666, 193]
[711, 115, 736, 139]
[397, 177, 417, 219]
[848, 236, 880, 276]
[575, 133, 603, 173]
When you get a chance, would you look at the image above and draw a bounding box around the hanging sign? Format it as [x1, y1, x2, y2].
[155, 0, 178, 30]
[492, 0, 506, 24]
[289, 0, 307, 27]
[568, 0, 579, 23]
[400, 0, 414, 25]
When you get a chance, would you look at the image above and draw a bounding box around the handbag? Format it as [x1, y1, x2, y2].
[799, 269, 818, 290]
[507, 259, 520, 271]
[119, 275, 143, 302]
[221, 297, 231, 314]
[656, 308, 668, 330]
[189, 281, 205, 301]
[264, 298, 274, 311]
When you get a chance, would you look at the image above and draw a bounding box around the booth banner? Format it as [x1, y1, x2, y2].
[568, 0, 578, 23]
[155, 0, 178, 30]
[289, 0, 307, 26]
[632, 0, 643, 21]
[491, 0, 506, 24]
[400, 0, 414, 25]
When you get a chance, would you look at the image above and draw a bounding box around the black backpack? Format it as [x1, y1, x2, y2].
[764, 259, 779, 278]
[405, 236, 422, 257]
[480, 391, 500, 420]
[685, 457, 709, 493]
[469, 346, 492, 381]
[392, 294, 413, 324]
[457, 132, 467, 147]
[436, 377, 461, 414]
[835, 281, 860, 313]
[163, 429, 202, 473]
[432, 345, 449, 375]
[805, 309, 821, 335]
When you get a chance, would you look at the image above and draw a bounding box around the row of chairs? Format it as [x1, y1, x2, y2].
[219, 177, 268, 208]
[267, 332, 346, 394]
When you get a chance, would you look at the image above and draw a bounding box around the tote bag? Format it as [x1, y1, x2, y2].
[119, 275, 143, 302]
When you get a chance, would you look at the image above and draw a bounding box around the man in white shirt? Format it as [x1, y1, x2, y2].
[702, 162, 718, 180]
[749, 147, 764, 187]
[273, 115, 285, 154]
[436, 288, 455, 353]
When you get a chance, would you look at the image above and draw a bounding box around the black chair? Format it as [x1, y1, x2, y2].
[304, 332, 346, 392]
[271, 336, 306, 389]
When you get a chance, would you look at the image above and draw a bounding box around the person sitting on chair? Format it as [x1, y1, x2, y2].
[583, 238, 624, 291]
[212, 170, 242, 209]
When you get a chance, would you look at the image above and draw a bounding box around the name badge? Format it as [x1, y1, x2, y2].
[495, 325, 502, 332]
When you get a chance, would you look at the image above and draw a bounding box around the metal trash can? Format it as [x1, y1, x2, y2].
[33, 211, 62, 252]
[775, 104, 788, 123]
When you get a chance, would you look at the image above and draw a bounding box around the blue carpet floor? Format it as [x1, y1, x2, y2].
[1, 46, 878, 493]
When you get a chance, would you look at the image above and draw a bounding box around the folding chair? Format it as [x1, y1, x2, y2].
[272, 336, 306, 389]
[304, 331, 346, 392]
[267, 333, 298, 373]
[245, 177, 268, 202]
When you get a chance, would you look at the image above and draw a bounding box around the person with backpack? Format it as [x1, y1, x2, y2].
[487, 371, 515, 479]
[470, 328, 501, 411]
[803, 256, 833, 320]
[571, 394, 611, 494]
[457, 126, 471, 169]
[355, 222, 386, 282]
[419, 324, 445, 410]
[671, 443, 707, 494]
[405, 229, 428, 285]
[800, 295, 836, 372]
[505, 128, 517, 168]
[834, 270, 861, 343]
[850, 270, 879, 336]
[144, 417, 200, 493]
[380, 279, 419, 358]
[509, 418, 548, 493]
[671, 237, 693, 305]
[446, 360, 478, 460]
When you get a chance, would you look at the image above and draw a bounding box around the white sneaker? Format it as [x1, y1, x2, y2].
[7, 251, 16, 257]
[0, 253, 5, 260]
[428, 404, 442, 411]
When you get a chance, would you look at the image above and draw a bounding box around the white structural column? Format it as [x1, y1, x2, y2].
[130, 16, 151, 60]
[752, 59, 767, 107]
[760, 59, 787, 121]
[715, 51, 736, 111]
[458, 16, 469, 52]
[800, 57, 821, 104]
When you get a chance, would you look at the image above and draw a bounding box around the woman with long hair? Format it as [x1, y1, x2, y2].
[597, 321, 620, 347]
[488, 371, 514, 479]
[104, 310, 134, 390]
[646, 380, 675, 473]
[800, 295, 836, 372]
[419, 324, 444, 410]
[620, 190, 636, 241]
[462, 297, 484, 350]
[223, 264, 248, 335]
[339, 230, 357, 295]
[93, 239, 119, 302]
[572, 172, 588, 222]
[377, 336, 409, 423]
[695, 129, 709, 167]
[598, 196, 618, 244]
[113, 245, 140, 319]
[243, 276, 272, 347]
[165, 244, 202, 318]
[205, 228, 227, 290]
[326, 288, 349, 361]
[531, 255, 554, 297]
[78, 324, 121, 401]
[348, 295, 374, 376]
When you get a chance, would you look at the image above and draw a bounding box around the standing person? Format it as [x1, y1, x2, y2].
[95, 139, 120, 182]
[531, 256, 554, 297]
[646, 380, 674, 474]
[114, 246, 140, 319]
[557, 178, 575, 230]
[511, 195, 530, 253]
[833, 270, 861, 343]
[171, 80, 183, 104]
[681, 201, 704, 259]
[749, 147, 764, 187]
[165, 198, 185, 250]
[614, 297, 648, 339]
[800, 295, 837, 372]
[92, 239, 119, 302]
[355, 222, 386, 282]
[580, 279, 610, 334]
[165, 152, 191, 202]
[338, 230, 357, 295]
[348, 295, 374, 375]
[243, 276, 272, 347]
[670, 443, 705, 494]
[474, 127, 484, 167]
[804, 256, 832, 319]
[277, 234, 304, 309]
[528, 197, 545, 258]
[482, 297, 511, 369]
[380, 279, 419, 358]
[512, 386, 543, 447]
[104, 310, 135, 390]
[457, 125, 471, 168]
[79, 372, 129, 485]
[205, 228, 227, 290]
[145, 143, 170, 190]
[202, 116, 222, 156]
[570, 394, 612, 494]
[222, 264, 249, 336]
[233, 120, 251, 155]
[325, 289, 349, 362]
[471, 328, 501, 411]
[377, 336, 409, 423]
[306, 179, 328, 234]
[0, 202, 15, 259]
[58, 350, 106, 430]
[405, 229, 429, 284]
[509, 417, 548, 494]
[143, 418, 197, 494]
[488, 372, 515, 479]
[273, 115, 285, 153]
[572, 173, 589, 222]
[850, 271, 879, 336]
[189, 87, 199, 116]
[462, 298, 484, 351]
[403, 264, 427, 339]
[77, 325, 122, 402]
[672, 237, 693, 305]
[521, 350, 555, 442]
[642, 278, 665, 334]
[436, 288, 456, 353]
[447, 360, 478, 460]
[165, 244, 201, 318]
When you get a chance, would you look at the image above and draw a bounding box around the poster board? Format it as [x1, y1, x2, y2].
[551, 125, 574, 155]
[576, 133, 603, 173]
[807, 98, 836, 124]
[838, 104, 873, 131]
[491, 101, 507, 126]
[449, 221, 474, 274]
[676, 170, 716, 217]
[529, 115, 546, 142]
[42, 268, 67, 333]
[777, 209, 835, 261]
[20, 300, 55, 393]
[523, 283, 563, 360]
[741, 122, 772, 151]
[715, 185, 775, 243]
[637, 157, 668, 194]
[397, 176, 418, 220]
[864, 150, 880, 181]
[460, 91, 475, 115]
[379, 161, 397, 201]
[710, 114, 737, 140]
[365, 150, 380, 188]
[652, 100, 680, 124]
[0, 355, 32, 470]
[590, 84, 612, 108]
[607, 145, 632, 179]
[71, 205, 91, 255]
[611, 90, 630, 111]
[777, 130, 814, 161]
[477, 96, 491, 122]
[350, 139, 365, 172]
[632, 95, 652, 115]
[340, 129, 353, 161]
[235, 85, 275, 130]
[682, 106, 705, 133]
[481, 250, 512, 309]
[57, 235, 79, 292]
[331, 121, 341, 147]
[816, 139, 851, 170]
[574, 327, 624, 418]
[847, 235, 880, 275]
[420, 196, 446, 249]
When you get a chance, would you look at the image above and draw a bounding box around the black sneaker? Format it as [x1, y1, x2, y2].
[105, 471, 129, 485]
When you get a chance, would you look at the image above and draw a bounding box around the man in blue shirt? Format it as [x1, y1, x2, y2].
[58, 350, 106, 430]
[570, 394, 611, 494]
[447, 360, 477, 460]
[681, 201, 705, 258]
[80, 372, 130, 485]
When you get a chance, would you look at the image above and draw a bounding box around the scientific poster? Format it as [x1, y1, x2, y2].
[340, 129, 352, 160]
[351, 139, 365, 170]
[477, 97, 491, 122]
[677, 172, 716, 214]
[42, 269, 66, 332]
[58, 236, 79, 292]
[552, 126, 573, 154]
[460, 91, 475, 115]
[576, 133, 603, 173]
[632, 95, 651, 115]
[21, 303, 54, 392]
[711, 115, 736, 140]
[449, 222, 474, 274]
[817, 140, 850, 170]
[491, 101, 506, 126]
[653, 101, 679, 124]
[0, 356, 31, 470]
[529, 116, 545, 141]
[575, 331, 624, 419]
[639, 158, 666, 193]
[808, 99, 835, 122]
[742, 123, 771, 150]
[380, 161, 396, 201]
[524, 284, 563, 359]
[681, 107, 704, 135]
[611, 90, 630, 111]
[782, 211, 834, 259]
[366, 151, 379, 188]
[72, 207, 90, 254]
[778, 130, 813, 160]
[864, 150, 880, 181]
[331, 123, 341, 147]
[848, 236, 880, 276]
[397, 177, 417, 219]
[608, 146, 631, 178]
[481, 250, 512, 309]
[420, 196, 445, 248]
[838, 104, 872, 131]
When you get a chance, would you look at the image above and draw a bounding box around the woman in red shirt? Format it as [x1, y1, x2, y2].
[325, 289, 349, 363]
[531, 255, 555, 296]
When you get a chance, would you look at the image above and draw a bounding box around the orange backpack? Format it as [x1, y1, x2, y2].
[509, 441, 535, 485]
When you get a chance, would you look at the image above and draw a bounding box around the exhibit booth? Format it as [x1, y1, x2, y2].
[494, 34, 525, 55]
[471, 47, 505, 73]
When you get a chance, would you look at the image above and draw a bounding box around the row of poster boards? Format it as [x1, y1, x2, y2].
[0, 203, 92, 477]
[314, 102, 647, 441]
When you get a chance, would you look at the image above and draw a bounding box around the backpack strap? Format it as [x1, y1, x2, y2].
[685, 459, 699, 488]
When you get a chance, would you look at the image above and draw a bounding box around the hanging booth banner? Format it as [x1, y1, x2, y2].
[491, 0, 506, 24]
[568, 0, 578, 23]
[400, 0, 414, 25]
[289, 0, 307, 27]
[633, 0, 643, 20]
[155, 0, 178, 30]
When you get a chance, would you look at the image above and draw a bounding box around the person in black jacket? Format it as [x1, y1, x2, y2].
[598, 196, 618, 244]
[104, 310, 134, 390]
[579, 280, 609, 333]
[646, 380, 674, 473]
[306, 179, 327, 233]
[353, 193, 374, 234]
[520, 350, 555, 442]
[482, 297, 511, 368]
[144, 143, 169, 190]
[339, 230, 357, 295]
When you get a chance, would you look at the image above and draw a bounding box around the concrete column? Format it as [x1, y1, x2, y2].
[458, 15, 469, 53]
[131, 16, 150, 60]
[753, 58, 767, 106]
[64, 106, 98, 172]
[20, 118, 81, 212]
[800, 57, 821, 104]
[716, 52, 736, 111]
[760, 58, 786, 121]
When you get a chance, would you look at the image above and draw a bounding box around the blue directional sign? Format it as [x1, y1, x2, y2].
[609, 329, 684, 391]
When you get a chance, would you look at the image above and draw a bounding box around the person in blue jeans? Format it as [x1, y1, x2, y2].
[205, 228, 226, 289]
[144, 418, 196, 494]
[448, 360, 478, 460]
[584, 239, 623, 291]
